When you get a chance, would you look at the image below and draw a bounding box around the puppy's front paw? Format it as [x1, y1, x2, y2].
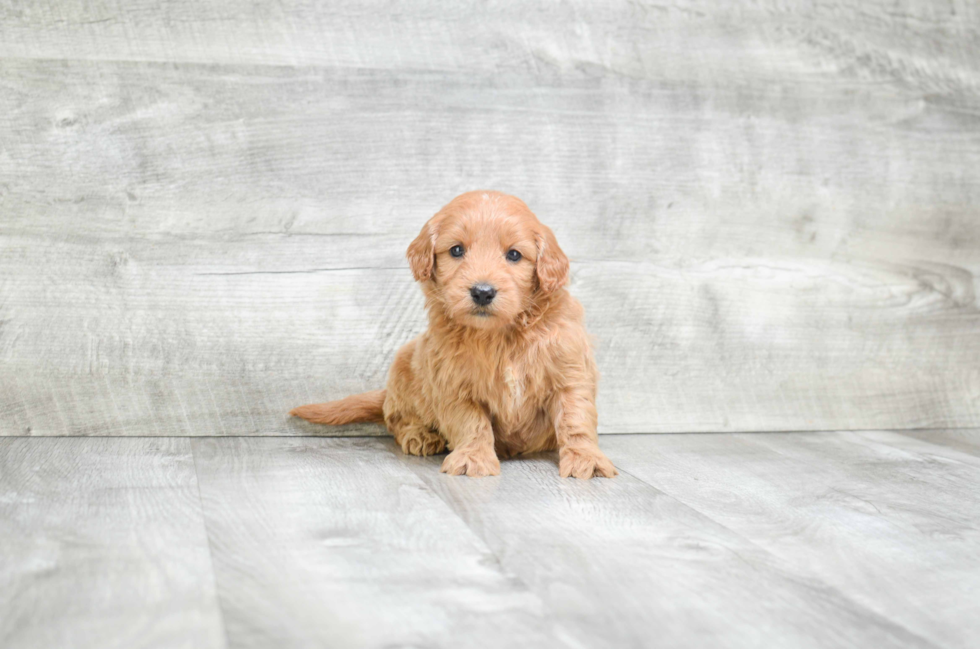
[401, 429, 446, 457]
[440, 447, 500, 477]
[559, 446, 618, 479]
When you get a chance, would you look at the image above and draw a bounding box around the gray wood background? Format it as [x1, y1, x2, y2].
[1, 1, 978, 436]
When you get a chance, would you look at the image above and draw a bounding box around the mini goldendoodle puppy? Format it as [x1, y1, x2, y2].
[291, 191, 616, 479]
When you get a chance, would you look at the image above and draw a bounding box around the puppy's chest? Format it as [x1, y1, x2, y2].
[500, 364, 527, 413]
[434, 338, 554, 426]
[476, 357, 544, 425]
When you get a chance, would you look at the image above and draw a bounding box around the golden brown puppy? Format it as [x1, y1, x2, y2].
[291, 191, 616, 479]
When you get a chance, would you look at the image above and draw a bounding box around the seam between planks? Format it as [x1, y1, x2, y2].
[380, 440, 561, 598]
[189, 439, 232, 649]
[611, 462, 944, 649]
[373, 439, 580, 638]
[0, 53, 542, 74]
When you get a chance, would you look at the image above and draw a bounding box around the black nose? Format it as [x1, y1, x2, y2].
[470, 283, 497, 306]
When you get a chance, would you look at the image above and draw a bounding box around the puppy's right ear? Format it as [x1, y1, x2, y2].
[407, 218, 438, 282]
[534, 223, 569, 294]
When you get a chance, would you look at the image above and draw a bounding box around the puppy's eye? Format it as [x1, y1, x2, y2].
[449, 245, 465, 258]
[506, 249, 522, 262]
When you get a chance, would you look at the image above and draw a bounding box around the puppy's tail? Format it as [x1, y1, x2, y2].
[290, 389, 386, 425]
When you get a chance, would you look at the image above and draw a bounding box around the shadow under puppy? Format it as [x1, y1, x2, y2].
[291, 191, 616, 479]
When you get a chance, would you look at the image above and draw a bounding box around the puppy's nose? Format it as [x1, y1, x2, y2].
[470, 283, 497, 306]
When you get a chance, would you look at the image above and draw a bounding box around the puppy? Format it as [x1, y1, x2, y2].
[291, 191, 616, 479]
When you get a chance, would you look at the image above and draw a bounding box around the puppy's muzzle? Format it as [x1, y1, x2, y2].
[470, 283, 497, 307]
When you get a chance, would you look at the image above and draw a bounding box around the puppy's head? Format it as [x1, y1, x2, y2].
[407, 191, 569, 330]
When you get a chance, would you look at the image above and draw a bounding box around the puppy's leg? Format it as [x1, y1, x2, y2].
[553, 387, 617, 479]
[439, 401, 500, 477]
[383, 338, 446, 457]
[389, 415, 446, 457]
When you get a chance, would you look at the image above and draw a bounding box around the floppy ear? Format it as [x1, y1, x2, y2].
[407, 218, 438, 282]
[534, 224, 569, 294]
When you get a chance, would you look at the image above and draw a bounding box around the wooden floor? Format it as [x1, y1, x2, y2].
[2, 431, 978, 649]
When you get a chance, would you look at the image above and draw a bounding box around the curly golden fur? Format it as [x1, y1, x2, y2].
[291, 191, 616, 479]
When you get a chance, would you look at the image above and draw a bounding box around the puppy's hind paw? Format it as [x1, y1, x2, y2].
[559, 447, 618, 479]
[401, 429, 447, 457]
[440, 447, 500, 477]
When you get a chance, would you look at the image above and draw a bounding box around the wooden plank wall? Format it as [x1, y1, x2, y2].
[1, 1, 979, 435]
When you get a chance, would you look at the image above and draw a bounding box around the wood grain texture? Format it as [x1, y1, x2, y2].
[2, 1, 979, 77]
[397, 444, 935, 649]
[0, 437, 225, 649]
[190, 437, 564, 648]
[1, 1, 979, 435]
[602, 431, 980, 649]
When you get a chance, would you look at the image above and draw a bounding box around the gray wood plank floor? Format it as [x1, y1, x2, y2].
[191, 437, 557, 649]
[2, 431, 978, 648]
[0, 437, 225, 649]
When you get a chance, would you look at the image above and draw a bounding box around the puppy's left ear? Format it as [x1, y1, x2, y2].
[534, 224, 569, 294]
[407, 218, 438, 282]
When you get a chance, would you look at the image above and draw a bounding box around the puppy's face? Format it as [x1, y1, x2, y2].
[407, 191, 569, 330]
